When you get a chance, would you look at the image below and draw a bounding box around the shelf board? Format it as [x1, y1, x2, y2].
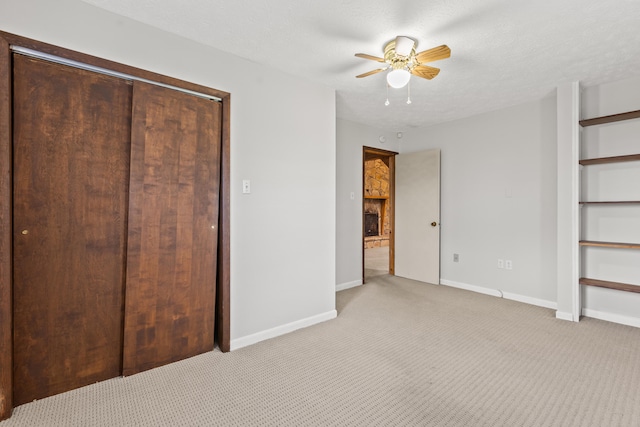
[579, 110, 640, 127]
[578, 109, 640, 295]
[579, 240, 640, 249]
[580, 278, 640, 294]
[364, 195, 389, 200]
[580, 201, 640, 205]
[579, 154, 640, 166]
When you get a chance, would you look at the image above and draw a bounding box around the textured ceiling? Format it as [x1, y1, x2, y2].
[82, 0, 640, 131]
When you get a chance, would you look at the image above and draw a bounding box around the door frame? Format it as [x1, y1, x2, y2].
[0, 31, 231, 420]
[362, 146, 398, 283]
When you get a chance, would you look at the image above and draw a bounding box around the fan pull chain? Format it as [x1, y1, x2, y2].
[385, 83, 390, 106]
[407, 79, 412, 104]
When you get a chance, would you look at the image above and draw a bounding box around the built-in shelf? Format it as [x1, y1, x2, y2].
[579, 109, 640, 297]
[579, 109, 640, 127]
[580, 278, 640, 293]
[579, 240, 640, 249]
[579, 201, 640, 205]
[579, 154, 640, 166]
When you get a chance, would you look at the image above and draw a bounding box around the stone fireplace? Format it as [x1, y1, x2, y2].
[364, 212, 379, 237]
[364, 158, 390, 249]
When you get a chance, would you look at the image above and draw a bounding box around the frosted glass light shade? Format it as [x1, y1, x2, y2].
[387, 69, 410, 88]
[395, 36, 415, 56]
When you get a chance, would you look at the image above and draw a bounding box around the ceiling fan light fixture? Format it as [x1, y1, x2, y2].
[387, 69, 410, 88]
[394, 36, 415, 57]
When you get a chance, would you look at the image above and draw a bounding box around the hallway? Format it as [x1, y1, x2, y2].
[364, 245, 388, 279]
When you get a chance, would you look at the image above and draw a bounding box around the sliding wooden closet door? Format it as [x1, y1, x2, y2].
[123, 81, 221, 376]
[12, 55, 132, 405]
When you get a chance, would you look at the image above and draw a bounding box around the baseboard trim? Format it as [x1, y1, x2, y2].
[582, 308, 640, 328]
[555, 311, 576, 322]
[440, 279, 502, 298]
[440, 279, 557, 310]
[230, 310, 338, 351]
[336, 279, 362, 292]
[501, 291, 557, 310]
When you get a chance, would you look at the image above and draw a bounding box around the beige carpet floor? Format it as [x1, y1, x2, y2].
[365, 246, 389, 278]
[3, 275, 640, 426]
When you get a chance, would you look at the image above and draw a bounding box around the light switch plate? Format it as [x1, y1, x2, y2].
[242, 180, 251, 194]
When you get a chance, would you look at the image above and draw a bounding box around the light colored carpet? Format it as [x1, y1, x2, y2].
[365, 245, 389, 278]
[3, 275, 640, 426]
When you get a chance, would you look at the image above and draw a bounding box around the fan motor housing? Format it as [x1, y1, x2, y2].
[383, 39, 417, 70]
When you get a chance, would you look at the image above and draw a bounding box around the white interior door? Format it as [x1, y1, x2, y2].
[395, 149, 441, 284]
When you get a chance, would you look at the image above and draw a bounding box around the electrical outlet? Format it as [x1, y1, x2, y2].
[453, 253, 459, 262]
[497, 259, 504, 269]
[505, 260, 513, 270]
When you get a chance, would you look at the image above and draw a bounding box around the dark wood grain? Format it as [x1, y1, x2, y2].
[0, 35, 13, 421]
[2, 30, 231, 356]
[579, 154, 640, 166]
[123, 81, 221, 375]
[579, 240, 640, 249]
[0, 31, 227, 102]
[579, 201, 640, 204]
[0, 32, 231, 420]
[579, 110, 640, 127]
[363, 147, 398, 165]
[388, 155, 396, 276]
[12, 55, 131, 405]
[580, 278, 640, 293]
[216, 94, 231, 353]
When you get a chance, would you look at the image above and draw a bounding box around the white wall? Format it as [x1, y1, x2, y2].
[337, 84, 640, 329]
[335, 119, 399, 289]
[579, 76, 640, 325]
[1, 0, 337, 348]
[401, 97, 559, 307]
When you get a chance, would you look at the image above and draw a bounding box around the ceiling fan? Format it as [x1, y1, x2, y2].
[355, 36, 451, 88]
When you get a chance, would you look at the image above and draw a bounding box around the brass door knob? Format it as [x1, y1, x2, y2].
[431, 222, 437, 227]
[21, 229, 29, 235]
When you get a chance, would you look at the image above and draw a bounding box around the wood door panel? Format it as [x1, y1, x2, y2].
[12, 55, 132, 405]
[123, 81, 221, 376]
[0, 35, 12, 420]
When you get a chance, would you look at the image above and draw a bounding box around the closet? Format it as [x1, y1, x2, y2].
[124, 81, 221, 376]
[0, 32, 230, 420]
[12, 54, 134, 405]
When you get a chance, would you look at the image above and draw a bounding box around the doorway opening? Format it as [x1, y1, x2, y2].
[362, 146, 398, 282]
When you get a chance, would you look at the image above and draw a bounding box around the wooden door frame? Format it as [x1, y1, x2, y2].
[362, 146, 398, 283]
[0, 31, 231, 420]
